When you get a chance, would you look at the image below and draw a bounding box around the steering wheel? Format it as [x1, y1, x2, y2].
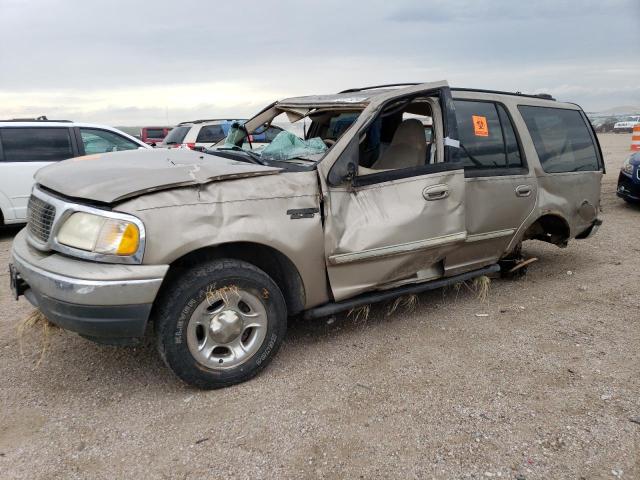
[324, 138, 336, 147]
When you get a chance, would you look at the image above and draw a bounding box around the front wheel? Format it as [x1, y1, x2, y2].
[155, 259, 287, 389]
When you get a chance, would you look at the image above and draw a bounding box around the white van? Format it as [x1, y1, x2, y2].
[0, 118, 149, 225]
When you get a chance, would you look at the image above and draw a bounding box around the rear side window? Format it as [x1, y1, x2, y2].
[196, 125, 225, 143]
[145, 128, 166, 138]
[518, 106, 599, 173]
[454, 100, 523, 170]
[163, 126, 190, 145]
[0, 128, 73, 162]
[80, 128, 140, 154]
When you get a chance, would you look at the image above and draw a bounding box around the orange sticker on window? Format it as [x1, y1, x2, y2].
[472, 115, 489, 137]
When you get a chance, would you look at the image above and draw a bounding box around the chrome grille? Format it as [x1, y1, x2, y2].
[27, 195, 56, 243]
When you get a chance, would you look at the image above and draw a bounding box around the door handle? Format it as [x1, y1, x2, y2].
[515, 185, 532, 197]
[423, 184, 449, 201]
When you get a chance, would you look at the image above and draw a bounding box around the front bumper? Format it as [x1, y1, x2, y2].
[617, 172, 640, 202]
[10, 229, 169, 341]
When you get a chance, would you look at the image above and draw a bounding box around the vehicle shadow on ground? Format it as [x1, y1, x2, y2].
[13, 242, 592, 395]
[0, 225, 23, 240]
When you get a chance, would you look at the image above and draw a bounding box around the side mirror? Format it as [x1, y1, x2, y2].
[327, 136, 359, 187]
[149, 142, 157, 147]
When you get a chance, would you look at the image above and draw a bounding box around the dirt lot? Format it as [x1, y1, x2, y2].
[0, 133, 638, 479]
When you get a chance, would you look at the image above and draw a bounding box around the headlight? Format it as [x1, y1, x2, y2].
[57, 212, 140, 256]
[621, 157, 634, 176]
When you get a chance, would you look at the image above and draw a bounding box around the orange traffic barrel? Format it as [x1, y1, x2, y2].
[632, 125, 640, 151]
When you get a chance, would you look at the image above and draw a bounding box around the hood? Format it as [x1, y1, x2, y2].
[35, 148, 281, 203]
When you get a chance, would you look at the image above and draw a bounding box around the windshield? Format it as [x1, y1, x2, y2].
[214, 108, 362, 163]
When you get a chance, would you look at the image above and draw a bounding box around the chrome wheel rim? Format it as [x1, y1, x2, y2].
[186, 286, 268, 370]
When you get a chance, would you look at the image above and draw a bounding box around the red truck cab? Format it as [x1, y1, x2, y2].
[140, 127, 170, 146]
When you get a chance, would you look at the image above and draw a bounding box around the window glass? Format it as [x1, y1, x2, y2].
[0, 128, 73, 162]
[80, 128, 139, 154]
[163, 126, 190, 145]
[146, 128, 166, 138]
[454, 100, 506, 169]
[196, 124, 226, 143]
[497, 105, 523, 168]
[518, 106, 599, 173]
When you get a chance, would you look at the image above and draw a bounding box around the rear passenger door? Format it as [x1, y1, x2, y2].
[0, 127, 77, 222]
[444, 98, 536, 275]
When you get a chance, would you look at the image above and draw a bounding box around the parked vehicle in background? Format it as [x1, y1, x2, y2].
[0, 117, 149, 225]
[10, 83, 603, 389]
[591, 116, 618, 133]
[161, 119, 283, 151]
[613, 115, 640, 133]
[617, 152, 640, 203]
[140, 127, 170, 146]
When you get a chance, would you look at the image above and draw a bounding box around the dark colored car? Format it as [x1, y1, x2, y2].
[140, 127, 170, 146]
[617, 152, 640, 203]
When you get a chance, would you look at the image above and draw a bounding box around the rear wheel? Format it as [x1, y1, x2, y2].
[498, 243, 529, 279]
[155, 258, 287, 389]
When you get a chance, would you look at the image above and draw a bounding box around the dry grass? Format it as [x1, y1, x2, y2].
[16, 310, 59, 367]
[447, 275, 491, 303]
[347, 304, 371, 323]
[386, 294, 419, 316]
[206, 284, 240, 307]
[471, 275, 491, 303]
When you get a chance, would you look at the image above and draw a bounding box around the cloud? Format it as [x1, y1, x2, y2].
[0, 0, 638, 123]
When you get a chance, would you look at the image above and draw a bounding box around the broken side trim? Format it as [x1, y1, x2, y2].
[303, 264, 500, 320]
[465, 228, 515, 243]
[327, 231, 467, 266]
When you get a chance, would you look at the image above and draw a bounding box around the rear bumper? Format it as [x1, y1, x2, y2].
[10, 229, 168, 340]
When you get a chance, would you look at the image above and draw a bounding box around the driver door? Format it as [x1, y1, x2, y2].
[321, 84, 467, 301]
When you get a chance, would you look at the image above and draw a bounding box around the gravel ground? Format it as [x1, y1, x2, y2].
[0, 133, 638, 479]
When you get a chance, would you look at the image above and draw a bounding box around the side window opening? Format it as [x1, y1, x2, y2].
[454, 100, 506, 169]
[80, 128, 139, 154]
[0, 128, 73, 162]
[358, 97, 435, 171]
[453, 100, 525, 173]
[497, 105, 523, 168]
[518, 106, 599, 173]
[196, 124, 226, 143]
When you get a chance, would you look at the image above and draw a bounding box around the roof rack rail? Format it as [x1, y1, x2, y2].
[451, 87, 556, 101]
[178, 118, 241, 125]
[339, 83, 420, 94]
[0, 115, 73, 122]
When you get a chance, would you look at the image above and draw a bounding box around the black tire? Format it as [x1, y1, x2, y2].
[498, 243, 528, 279]
[155, 258, 287, 389]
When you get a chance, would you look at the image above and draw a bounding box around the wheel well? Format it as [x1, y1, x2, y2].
[523, 214, 570, 247]
[165, 242, 306, 315]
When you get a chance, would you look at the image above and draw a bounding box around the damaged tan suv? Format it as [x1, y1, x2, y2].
[9, 82, 604, 388]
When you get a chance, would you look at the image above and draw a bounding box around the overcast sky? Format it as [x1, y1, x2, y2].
[1, 0, 638, 125]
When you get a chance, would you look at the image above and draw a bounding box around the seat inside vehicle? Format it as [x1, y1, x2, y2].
[359, 96, 436, 173]
[371, 118, 426, 170]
